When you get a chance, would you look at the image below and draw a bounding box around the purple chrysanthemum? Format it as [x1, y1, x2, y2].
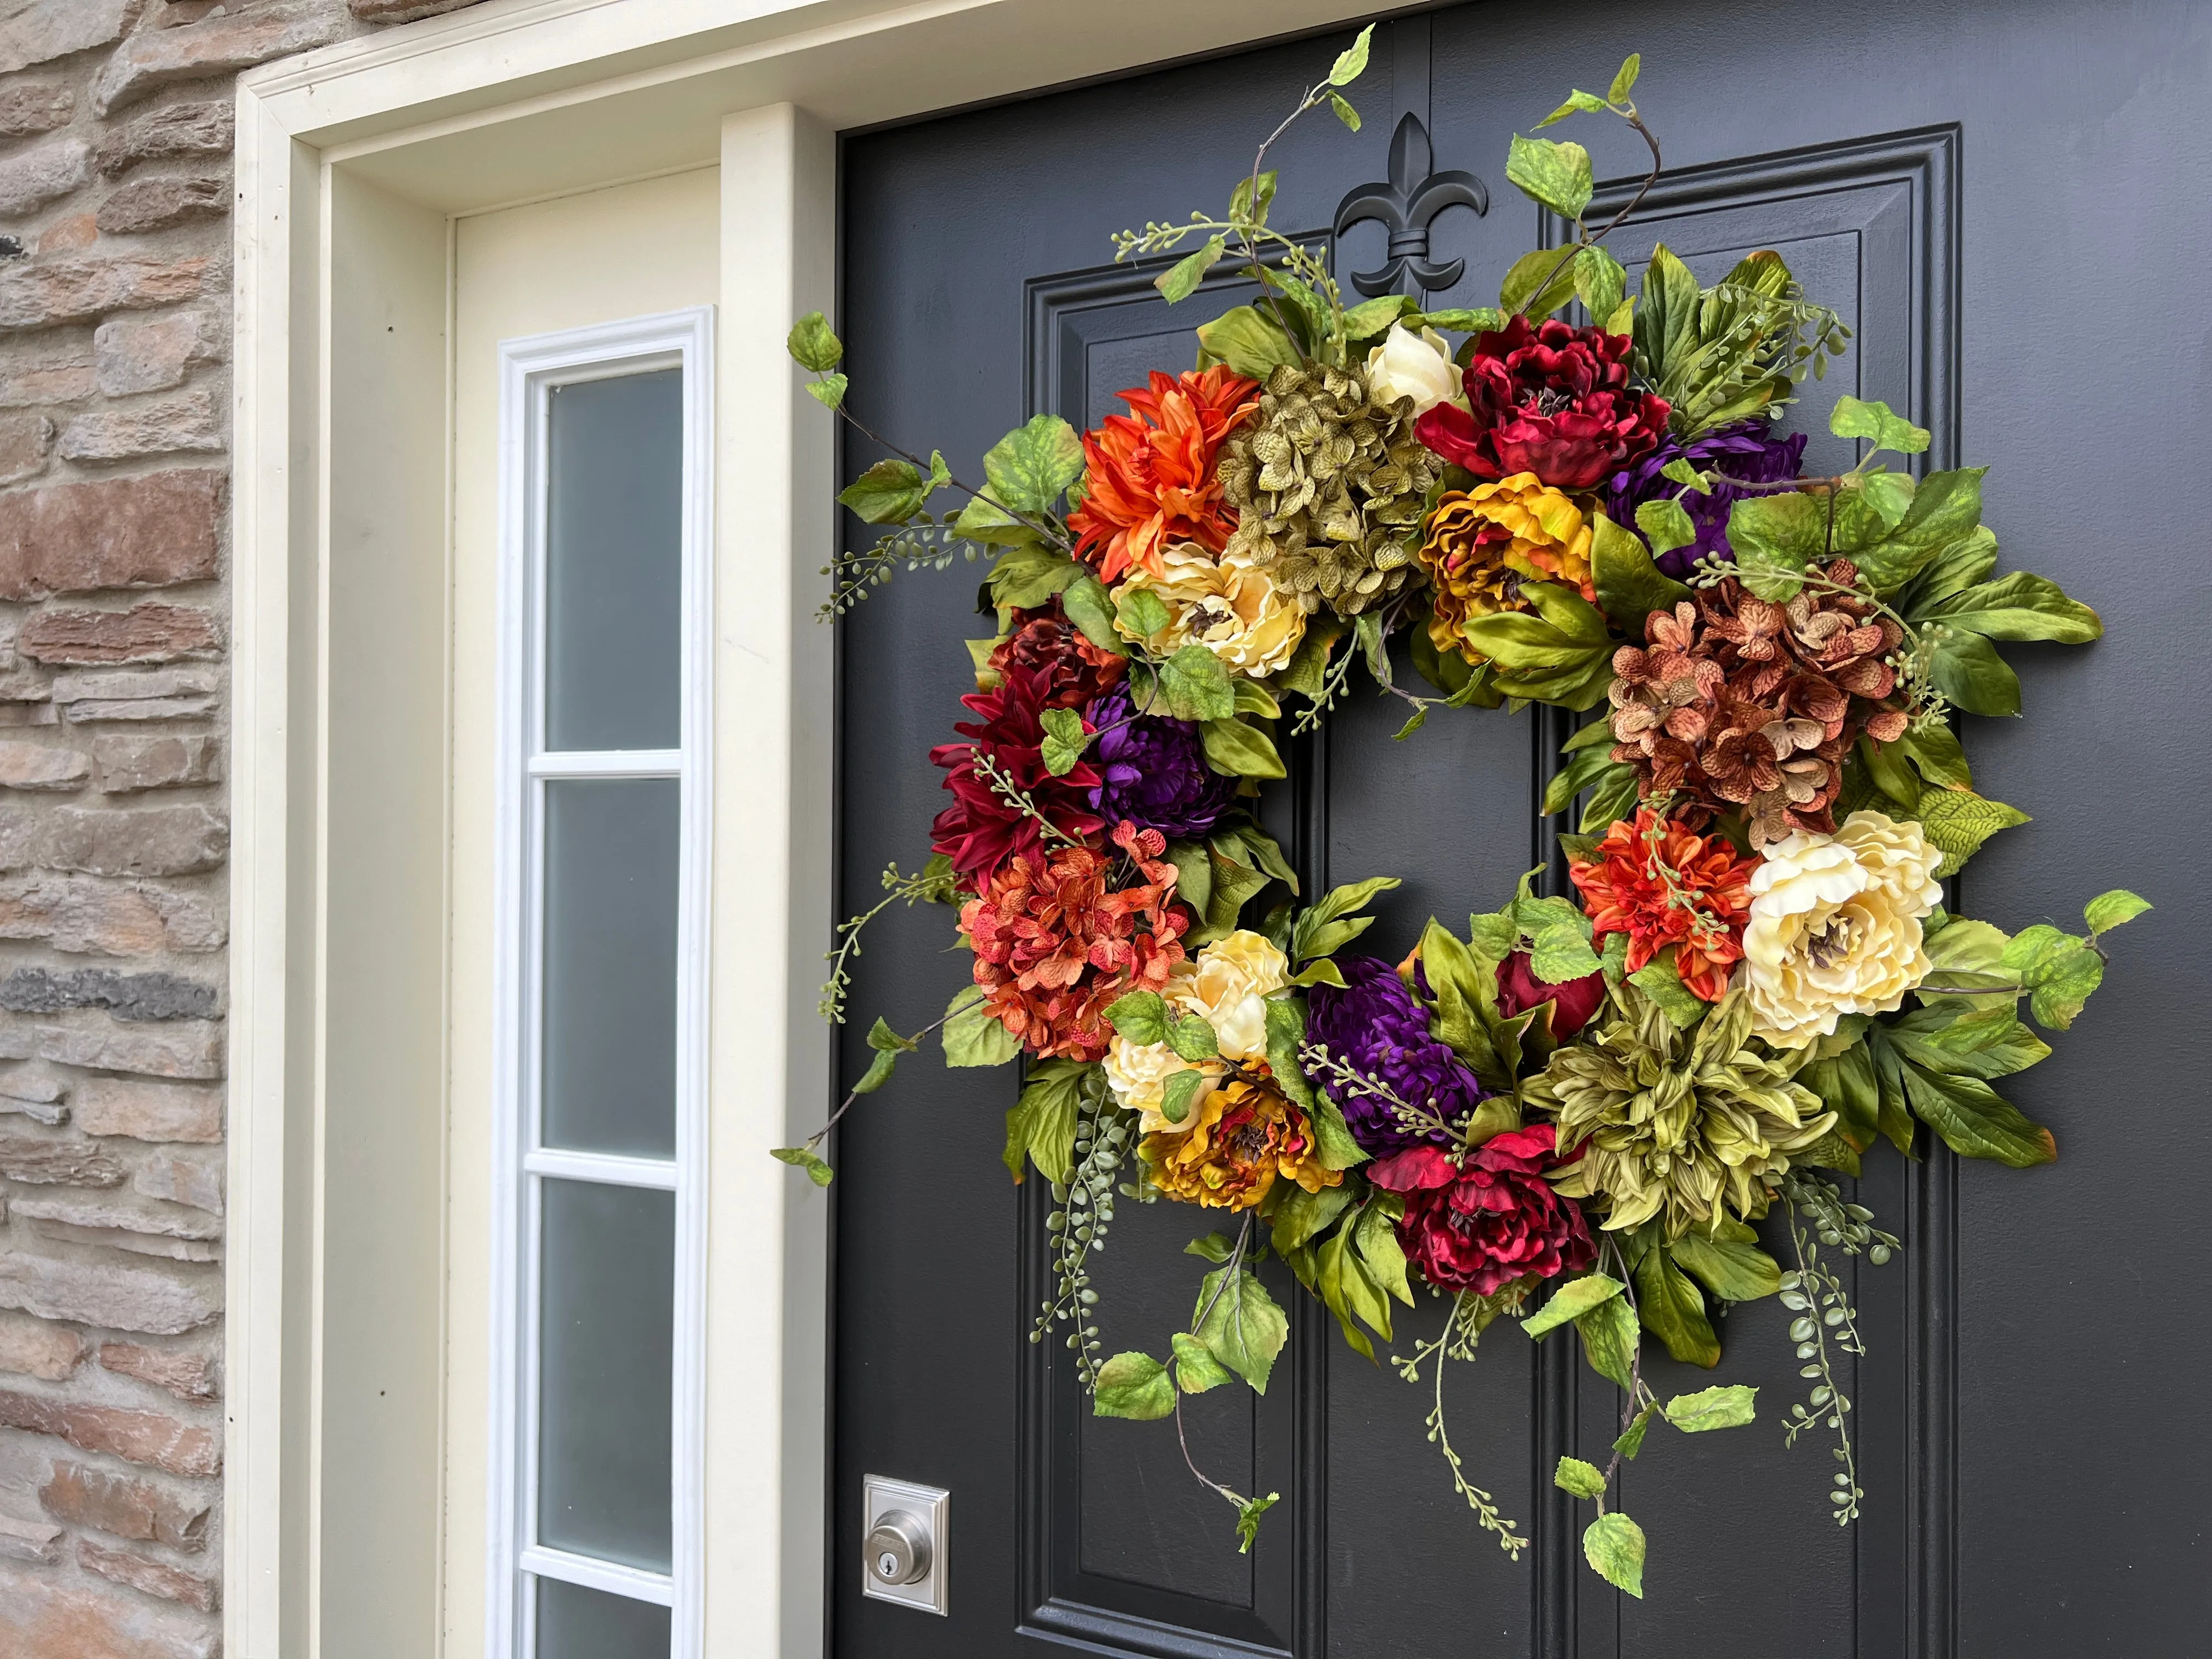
[1604, 419, 1808, 580]
[1082, 685, 1239, 842]
[1305, 955, 1489, 1157]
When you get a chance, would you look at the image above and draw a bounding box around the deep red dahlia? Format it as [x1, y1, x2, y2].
[929, 662, 1106, 887]
[1414, 315, 1670, 490]
[960, 822, 1190, 1060]
[1367, 1125, 1596, 1296]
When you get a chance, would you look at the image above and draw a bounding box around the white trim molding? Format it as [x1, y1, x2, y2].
[228, 5, 1373, 1658]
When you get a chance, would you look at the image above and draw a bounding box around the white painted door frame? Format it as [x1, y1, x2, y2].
[227, 3, 1373, 1655]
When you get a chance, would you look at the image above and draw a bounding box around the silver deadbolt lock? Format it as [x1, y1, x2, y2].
[865, 1509, 931, 1585]
[860, 1475, 949, 1615]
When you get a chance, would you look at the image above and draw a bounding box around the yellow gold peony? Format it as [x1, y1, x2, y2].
[1420, 473, 1595, 667]
[1112, 542, 1306, 678]
[1141, 1078, 1340, 1210]
[1363, 322, 1464, 417]
[1741, 811, 1945, 1047]
[1102, 929, 1289, 1131]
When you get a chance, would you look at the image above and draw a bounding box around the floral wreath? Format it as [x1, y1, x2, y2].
[777, 31, 2146, 1600]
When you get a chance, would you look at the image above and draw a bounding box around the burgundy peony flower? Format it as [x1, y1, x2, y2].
[1415, 315, 1670, 490]
[930, 663, 1105, 888]
[1082, 685, 1239, 841]
[988, 601, 1127, 710]
[1603, 419, 1809, 580]
[1496, 949, 1606, 1041]
[1367, 1125, 1596, 1295]
[1306, 955, 1489, 1156]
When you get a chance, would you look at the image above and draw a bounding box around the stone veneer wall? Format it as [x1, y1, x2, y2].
[0, 2, 485, 1651]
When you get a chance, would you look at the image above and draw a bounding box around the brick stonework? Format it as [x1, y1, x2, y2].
[0, 0, 491, 1641]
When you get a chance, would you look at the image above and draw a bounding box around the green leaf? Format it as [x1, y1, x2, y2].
[1269, 1182, 1353, 1255]
[1200, 717, 1286, 780]
[1828, 393, 1929, 455]
[1554, 1456, 1608, 1499]
[1003, 1059, 1088, 1183]
[1159, 1067, 1210, 1127]
[1726, 489, 1827, 601]
[838, 458, 934, 525]
[1912, 786, 2029, 876]
[943, 983, 1022, 1068]
[1106, 989, 1169, 1045]
[1159, 644, 1237, 722]
[771, 1145, 834, 1186]
[1039, 706, 1089, 777]
[1857, 467, 1987, 595]
[1507, 135, 1595, 221]
[1329, 92, 1361, 132]
[1859, 731, 1918, 806]
[1355, 1200, 1414, 1306]
[1166, 1011, 1221, 1063]
[1340, 294, 1414, 341]
[1233, 1491, 1280, 1554]
[983, 414, 1085, 515]
[1525, 1272, 1624, 1339]
[1664, 1383, 1758, 1432]
[1899, 719, 1972, 791]
[1411, 307, 1508, 333]
[1530, 921, 1603, 987]
[1593, 509, 1692, 636]
[1158, 235, 1227, 304]
[1575, 244, 1627, 326]
[1195, 305, 1302, 381]
[1999, 924, 2106, 1031]
[1921, 571, 2103, 644]
[805, 373, 848, 409]
[1185, 1231, 1236, 1263]
[1263, 997, 1316, 1110]
[1633, 245, 1701, 384]
[1171, 1330, 1235, 1393]
[1093, 1351, 1176, 1420]
[1115, 585, 1172, 641]
[1537, 89, 1610, 127]
[1609, 52, 1641, 102]
[1633, 1244, 1720, 1368]
[1887, 1005, 2049, 1080]
[1058, 575, 1129, 656]
[1669, 1229, 1783, 1302]
[1627, 946, 1709, 1030]
[985, 542, 1078, 612]
[1613, 1402, 1657, 1462]
[1583, 1513, 1646, 1598]
[1917, 917, 2018, 1013]
[1228, 170, 1278, 224]
[786, 311, 843, 371]
[1328, 22, 1374, 85]
[2085, 889, 2152, 936]
[853, 1017, 916, 1094]
[1500, 247, 1581, 319]
[1576, 1294, 1640, 1390]
[1543, 739, 1632, 818]
[1193, 1267, 1290, 1393]
[1927, 628, 2021, 717]
[1898, 1062, 2056, 1166]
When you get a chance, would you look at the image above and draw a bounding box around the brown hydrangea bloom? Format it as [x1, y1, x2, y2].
[1218, 362, 1442, 616]
[1609, 560, 1909, 844]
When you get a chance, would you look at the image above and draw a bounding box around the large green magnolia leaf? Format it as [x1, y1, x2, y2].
[1927, 628, 2022, 716]
[1921, 571, 2103, 644]
[1200, 717, 1285, 780]
[1633, 1243, 1720, 1369]
[1002, 1059, 1087, 1183]
[1669, 1228, 1784, 1302]
[1897, 1059, 2056, 1167]
[1634, 244, 1701, 385]
[1593, 510, 1692, 636]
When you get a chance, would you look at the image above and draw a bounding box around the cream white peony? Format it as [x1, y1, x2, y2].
[1112, 541, 1306, 677]
[1363, 323, 1464, 417]
[1741, 811, 1944, 1047]
[1102, 929, 1289, 1131]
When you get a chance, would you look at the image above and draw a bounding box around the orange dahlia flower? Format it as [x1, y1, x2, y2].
[961, 822, 1190, 1061]
[1568, 806, 1756, 1002]
[1068, 366, 1259, 583]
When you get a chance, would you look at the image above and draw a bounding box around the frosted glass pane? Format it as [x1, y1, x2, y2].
[538, 1178, 674, 1570]
[535, 1577, 670, 1659]
[545, 369, 682, 752]
[541, 778, 678, 1158]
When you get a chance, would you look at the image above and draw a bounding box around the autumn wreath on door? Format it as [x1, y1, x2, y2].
[778, 30, 2145, 1598]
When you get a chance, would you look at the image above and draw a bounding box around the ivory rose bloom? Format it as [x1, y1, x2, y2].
[1102, 929, 1289, 1131]
[1363, 323, 1464, 417]
[1113, 542, 1306, 677]
[1741, 811, 1945, 1047]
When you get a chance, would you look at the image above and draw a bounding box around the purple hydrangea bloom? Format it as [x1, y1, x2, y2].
[1604, 419, 1808, 580]
[1082, 685, 1239, 841]
[1305, 955, 1489, 1157]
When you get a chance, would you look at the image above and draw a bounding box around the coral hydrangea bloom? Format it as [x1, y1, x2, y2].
[1068, 366, 1259, 583]
[961, 823, 1189, 1062]
[1568, 806, 1756, 1002]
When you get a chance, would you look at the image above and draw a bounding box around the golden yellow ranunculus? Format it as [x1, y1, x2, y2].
[1101, 929, 1288, 1132]
[1741, 811, 1943, 1047]
[1419, 473, 1595, 667]
[1112, 541, 1306, 678]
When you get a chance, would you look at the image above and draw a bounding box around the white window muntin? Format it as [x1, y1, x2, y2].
[490, 307, 713, 1659]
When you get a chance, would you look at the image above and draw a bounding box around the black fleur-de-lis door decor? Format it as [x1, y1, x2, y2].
[1333, 111, 1488, 299]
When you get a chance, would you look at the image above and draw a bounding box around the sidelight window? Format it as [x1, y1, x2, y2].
[490, 311, 713, 1659]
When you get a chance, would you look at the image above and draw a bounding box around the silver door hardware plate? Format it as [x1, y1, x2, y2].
[860, 1475, 949, 1615]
